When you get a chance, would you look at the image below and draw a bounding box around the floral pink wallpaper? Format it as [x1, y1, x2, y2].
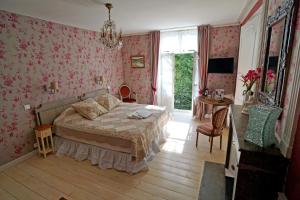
[268, 0, 284, 14]
[269, 20, 285, 56]
[121, 27, 241, 103]
[121, 34, 152, 104]
[0, 11, 124, 165]
[207, 25, 241, 95]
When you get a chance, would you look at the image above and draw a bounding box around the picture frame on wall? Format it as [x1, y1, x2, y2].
[131, 55, 145, 68]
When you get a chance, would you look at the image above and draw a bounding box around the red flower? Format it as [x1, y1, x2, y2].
[256, 67, 262, 74]
[240, 67, 262, 92]
[267, 69, 275, 80]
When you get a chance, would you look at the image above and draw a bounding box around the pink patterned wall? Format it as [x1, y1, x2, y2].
[121, 34, 152, 104]
[268, 0, 284, 14]
[269, 20, 285, 56]
[207, 25, 241, 95]
[0, 11, 124, 165]
[121, 26, 241, 104]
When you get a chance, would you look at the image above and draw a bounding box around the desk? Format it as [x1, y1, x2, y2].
[198, 96, 233, 107]
[194, 96, 233, 119]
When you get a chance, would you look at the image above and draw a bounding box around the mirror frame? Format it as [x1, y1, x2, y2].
[259, 0, 299, 106]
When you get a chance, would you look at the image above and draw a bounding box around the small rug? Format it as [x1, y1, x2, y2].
[198, 161, 233, 200]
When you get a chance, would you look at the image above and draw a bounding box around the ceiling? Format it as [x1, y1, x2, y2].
[0, 0, 249, 34]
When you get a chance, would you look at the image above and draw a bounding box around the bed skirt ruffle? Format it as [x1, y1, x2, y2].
[54, 134, 164, 174]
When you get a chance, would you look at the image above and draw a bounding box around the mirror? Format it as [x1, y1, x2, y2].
[259, 0, 298, 106]
[263, 19, 285, 95]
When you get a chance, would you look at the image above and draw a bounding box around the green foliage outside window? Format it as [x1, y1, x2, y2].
[174, 53, 193, 110]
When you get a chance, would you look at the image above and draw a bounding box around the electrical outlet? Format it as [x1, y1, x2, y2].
[24, 104, 31, 110]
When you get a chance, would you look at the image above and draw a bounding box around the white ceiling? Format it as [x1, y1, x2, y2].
[0, 0, 248, 34]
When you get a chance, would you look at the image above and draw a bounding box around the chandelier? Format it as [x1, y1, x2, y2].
[100, 3, 122, 49]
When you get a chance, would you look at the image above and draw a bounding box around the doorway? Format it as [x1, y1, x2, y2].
[157, 29, 198, 113]
[174, 53, 194, 110]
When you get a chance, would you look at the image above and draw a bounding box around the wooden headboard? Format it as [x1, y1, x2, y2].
[35, 88, 109, 126]
[35, 96, 79, 126]
[80, 88, 109, 100]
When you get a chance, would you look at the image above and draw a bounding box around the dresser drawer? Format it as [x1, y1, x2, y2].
[226, 142, 239, 177]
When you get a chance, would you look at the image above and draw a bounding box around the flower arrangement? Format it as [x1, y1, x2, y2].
[266, 69, 276, 82]
[266, 69, 276, 93]
[241, 67, 262, 95]
[199, 88, 209, 96]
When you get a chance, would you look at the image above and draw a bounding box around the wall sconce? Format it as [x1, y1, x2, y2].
[44, 81, 59, 94]
[95, 76, 104, 86]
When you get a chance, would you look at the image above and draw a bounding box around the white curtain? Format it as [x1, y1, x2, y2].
[157, 53, 175, 111]
[192, 52, 199, 100]
[160, 29, 198, 54]
[157, 29, 197, 112]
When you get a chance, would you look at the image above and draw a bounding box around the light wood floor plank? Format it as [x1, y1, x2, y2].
[135, 181, 193, 200]
[139, 173, 198, 198]
[0, 173, 45, 200]
[151, 156, 203, 174]
[69, 160, 168, 200]
[0, 187, 17, 200]
[30, 156, 170, 200]
[53, 155, 198, 199]
[14, 162, 77, 196]
[155, 152, 204, 167]
[3, 166, 69, 200]
[25, 159, 123, 200]
[32, 155, 194, 200]
[148, 161, 201, 181]
[147, 167, 198, 188]
[1, 111, 228, 200]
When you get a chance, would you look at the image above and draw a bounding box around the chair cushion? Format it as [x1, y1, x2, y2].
[196, 123, 213, 136]
[119, 85, 131, 98]
[123, 98, 136, 103]
[212, 108, 228, 129]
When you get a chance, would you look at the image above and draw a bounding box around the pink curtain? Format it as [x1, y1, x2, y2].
[193, 25, 210, 119]
[150, 31, 160, 105]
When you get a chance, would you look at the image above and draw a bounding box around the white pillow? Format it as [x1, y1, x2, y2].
[94, 94, 121, 111]
[72, 98, 108, 120]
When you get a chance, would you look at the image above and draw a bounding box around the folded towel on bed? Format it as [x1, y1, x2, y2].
[127, 109, 152, 119]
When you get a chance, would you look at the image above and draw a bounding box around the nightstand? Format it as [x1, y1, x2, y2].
[35, 124, 54, 158]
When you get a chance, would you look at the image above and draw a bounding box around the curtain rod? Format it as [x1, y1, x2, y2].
[160, 22, 240, 32]
[160, 26, 197, 32]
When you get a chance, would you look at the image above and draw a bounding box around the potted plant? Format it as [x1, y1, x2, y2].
[266, 69, 276, 94]
[240, 67, 261, 114]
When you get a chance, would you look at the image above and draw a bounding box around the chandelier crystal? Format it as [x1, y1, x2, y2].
[100, 3, 122, 49]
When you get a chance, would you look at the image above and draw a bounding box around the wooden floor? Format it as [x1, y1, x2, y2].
[0, 111, 228, 200]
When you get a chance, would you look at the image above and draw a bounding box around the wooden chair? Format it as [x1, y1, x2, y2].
[119, 84, 137, 103]
[196, 107, 228, 153]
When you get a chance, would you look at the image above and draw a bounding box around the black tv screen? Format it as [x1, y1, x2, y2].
[208, 57, 234, 73]
[268, 56, 279, 72]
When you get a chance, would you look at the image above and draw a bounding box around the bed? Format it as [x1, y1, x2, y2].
[35, 89, 169, 173]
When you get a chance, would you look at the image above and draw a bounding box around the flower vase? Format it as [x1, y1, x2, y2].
[242, 90, 254, 115]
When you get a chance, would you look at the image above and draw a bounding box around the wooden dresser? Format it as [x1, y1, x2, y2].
[226, 105, 288, 200]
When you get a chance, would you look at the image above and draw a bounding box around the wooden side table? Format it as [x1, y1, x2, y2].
[35, 124, 54, 158]
[196, 96, 233, 120]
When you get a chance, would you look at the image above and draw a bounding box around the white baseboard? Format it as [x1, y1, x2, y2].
[0, 150, 37, 172]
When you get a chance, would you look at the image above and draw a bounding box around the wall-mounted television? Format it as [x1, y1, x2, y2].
[268, 56, 279, 72]
[208, 57, 234, 73]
